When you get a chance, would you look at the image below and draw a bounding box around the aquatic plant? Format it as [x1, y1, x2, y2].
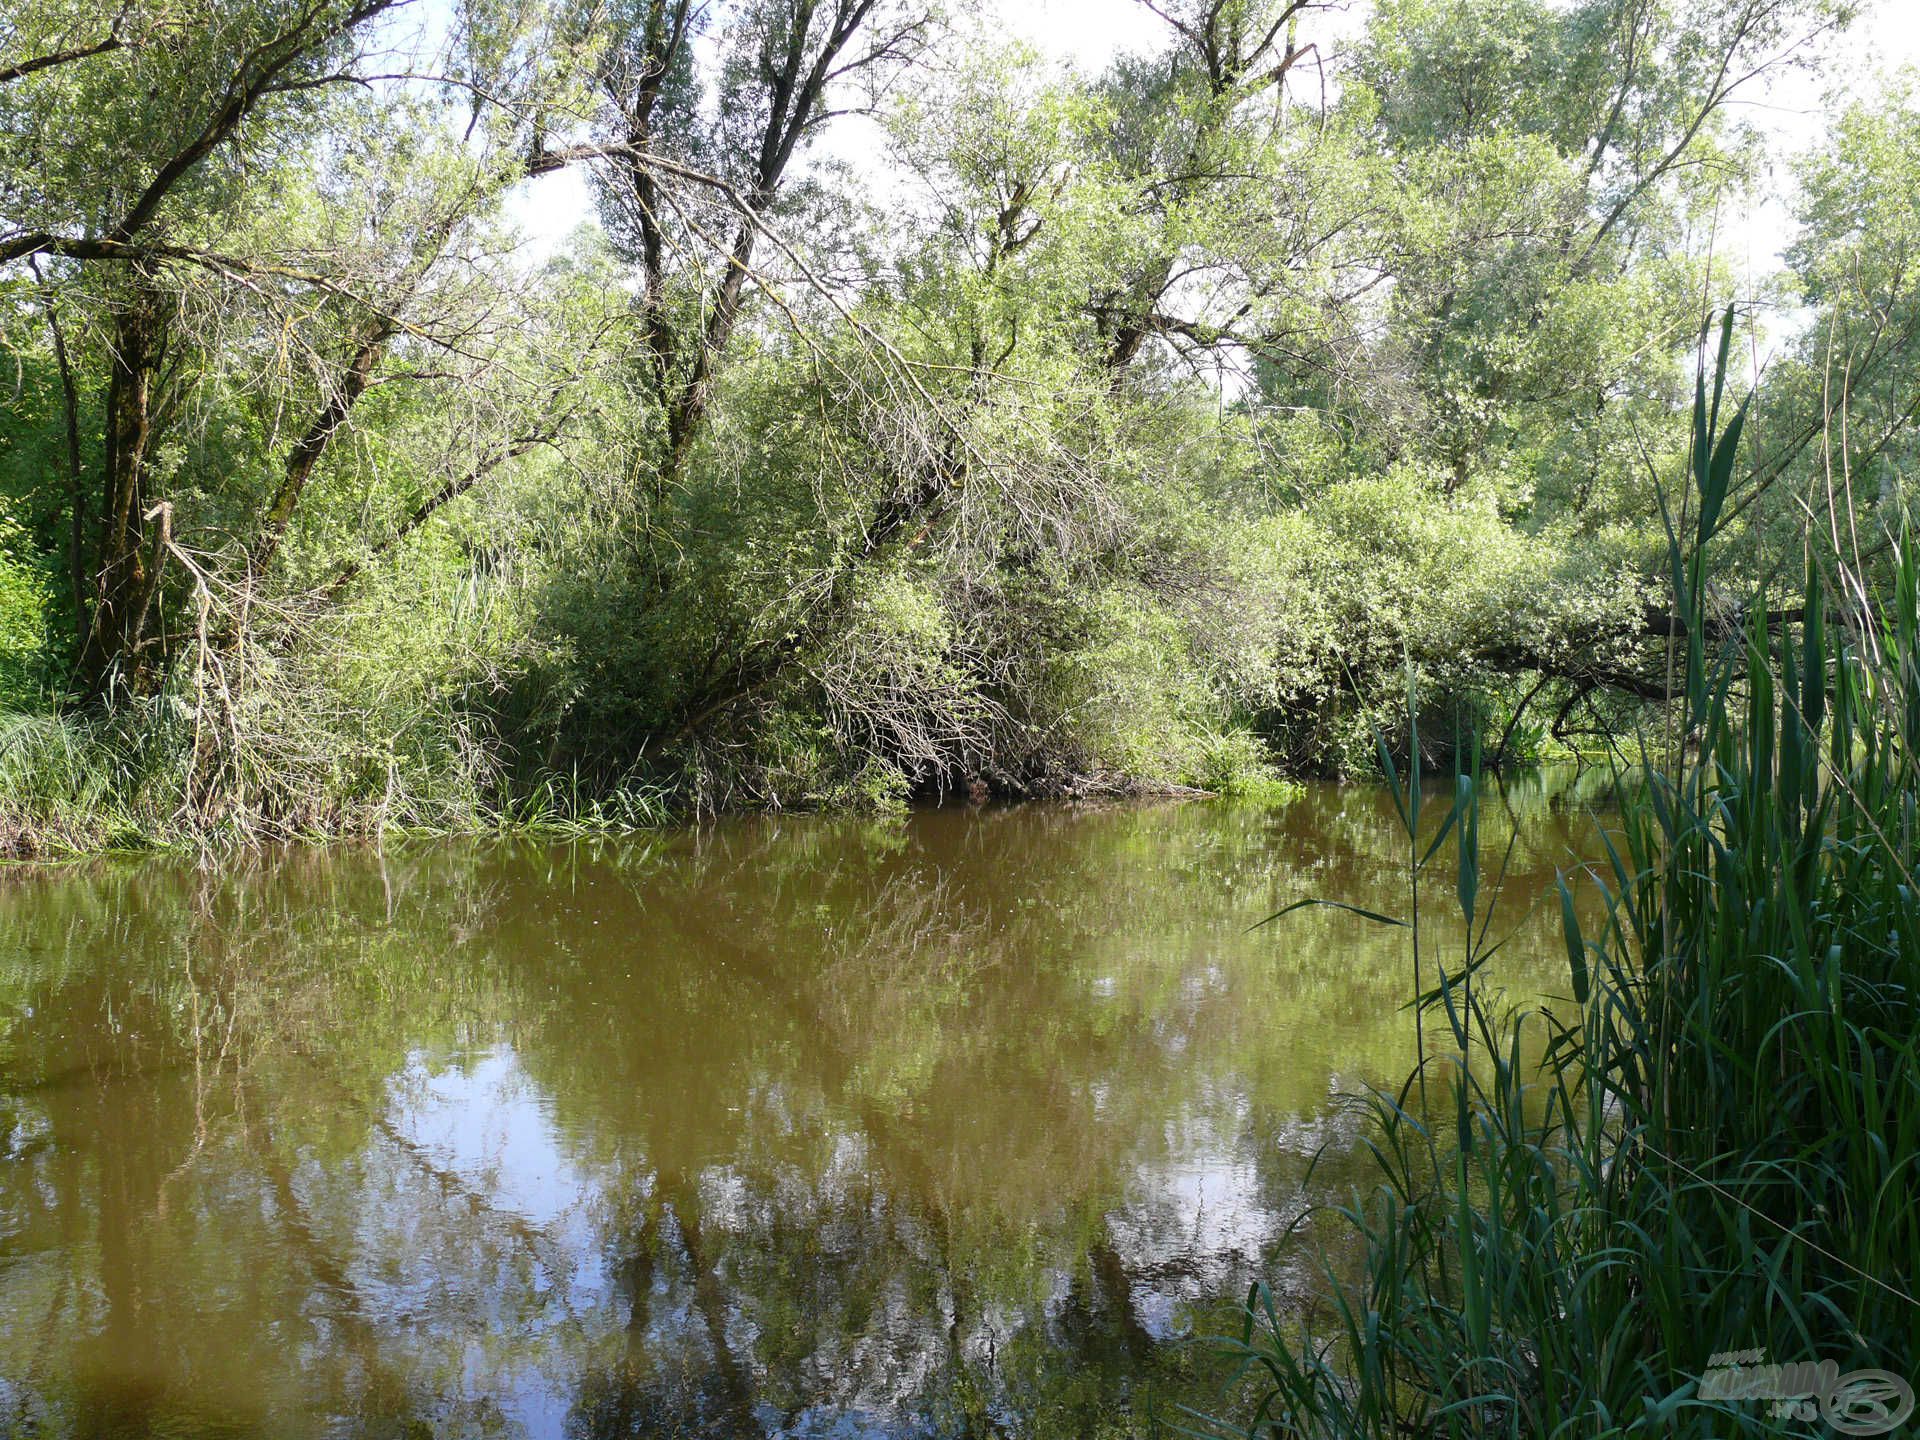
[1196, 310, 1920, 1438]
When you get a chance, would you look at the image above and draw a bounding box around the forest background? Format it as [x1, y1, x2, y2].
[3, 0, 1916, 847]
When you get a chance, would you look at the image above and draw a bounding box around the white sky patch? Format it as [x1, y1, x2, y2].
[386, 1043, 595, 1229]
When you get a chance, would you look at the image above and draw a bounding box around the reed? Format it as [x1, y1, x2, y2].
[1198, 310, 1920, 1438]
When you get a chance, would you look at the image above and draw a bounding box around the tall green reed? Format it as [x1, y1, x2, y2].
[1198, 309, 1919, 1438]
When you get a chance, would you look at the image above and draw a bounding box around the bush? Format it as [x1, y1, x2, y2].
[0, 512, 51, 711]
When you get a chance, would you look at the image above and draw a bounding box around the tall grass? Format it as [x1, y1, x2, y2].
[0, 703, 193, 853]
[0, 694, 673, 858]
[1202, 311, 1919, 1438]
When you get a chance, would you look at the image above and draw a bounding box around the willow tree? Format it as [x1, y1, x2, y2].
[580, 0, 930, 498]
[503, 0, 938, 773]
[1749, 79, 1920, 581]
[1354, 0, 1858, 516]
[5, 0, 407, 694]
[0, 0, 615, 707]
[1087, 0, 1385, 387]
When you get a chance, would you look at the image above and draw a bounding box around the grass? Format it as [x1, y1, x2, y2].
[1194, 310, 1920, 1438]
[0, 704, 191, 855]
[0, 701, 674, 860]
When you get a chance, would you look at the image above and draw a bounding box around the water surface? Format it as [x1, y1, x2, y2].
[0, 780, 1603, 1438]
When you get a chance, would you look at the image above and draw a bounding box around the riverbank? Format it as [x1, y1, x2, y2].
[0, 705, 1310, 862]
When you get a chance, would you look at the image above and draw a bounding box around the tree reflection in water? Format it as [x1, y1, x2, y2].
[0, 781, 1603, 1437]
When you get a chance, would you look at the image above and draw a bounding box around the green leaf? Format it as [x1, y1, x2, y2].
[1248, 898, 1408, 932]
[1557, 870, 1588, 1005]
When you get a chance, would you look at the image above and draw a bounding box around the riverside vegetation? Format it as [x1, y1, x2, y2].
[2, 0, 1918, 848]
[1193, 318, 1920, 1437]
[2, 4, 1919, 1437]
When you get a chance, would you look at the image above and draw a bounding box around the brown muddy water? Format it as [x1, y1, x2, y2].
[0, 776, 1609, 1438]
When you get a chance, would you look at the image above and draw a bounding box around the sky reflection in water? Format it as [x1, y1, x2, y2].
[0, 778, 1607, 1437]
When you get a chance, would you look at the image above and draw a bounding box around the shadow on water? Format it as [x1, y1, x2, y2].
[0, 776, 1608, 1438]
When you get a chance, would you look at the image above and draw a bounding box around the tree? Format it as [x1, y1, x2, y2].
[1090, 0, 1380, 386]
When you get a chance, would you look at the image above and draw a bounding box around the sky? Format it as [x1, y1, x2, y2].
[500, 0, 1920, 278]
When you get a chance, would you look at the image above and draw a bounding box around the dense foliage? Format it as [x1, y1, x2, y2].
[1, 0, 1915, 846]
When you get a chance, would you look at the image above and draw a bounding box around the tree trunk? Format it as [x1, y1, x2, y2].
[74, 280, 165, 700]
[249, 323, 392, 580]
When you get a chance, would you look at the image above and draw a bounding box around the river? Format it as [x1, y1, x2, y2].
[0, 776, 1606, 1437]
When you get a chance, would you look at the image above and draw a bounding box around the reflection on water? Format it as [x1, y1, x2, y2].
[0, 777, 1606, 1437]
